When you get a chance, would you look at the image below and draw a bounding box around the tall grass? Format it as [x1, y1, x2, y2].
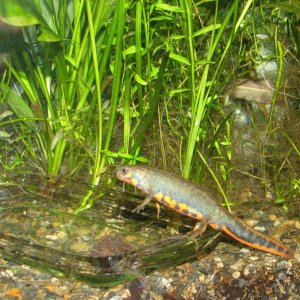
[1, 0, 119, 182]
[1, 0, 298, 209]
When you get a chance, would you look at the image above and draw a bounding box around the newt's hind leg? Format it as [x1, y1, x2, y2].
[192, 217, 209, 238]
[187, 217, 209, 251]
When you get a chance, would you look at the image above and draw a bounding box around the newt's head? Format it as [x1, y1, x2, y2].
[116, 165, 149, 192]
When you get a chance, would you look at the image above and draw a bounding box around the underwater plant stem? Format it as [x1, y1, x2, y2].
[85, 0, 103, 185]
[131, 53, 169, 156]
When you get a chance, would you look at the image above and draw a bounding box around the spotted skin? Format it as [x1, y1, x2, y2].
[116, 165, 294, 259]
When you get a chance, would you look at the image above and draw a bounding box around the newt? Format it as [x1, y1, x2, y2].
[116, 165, 294, 259]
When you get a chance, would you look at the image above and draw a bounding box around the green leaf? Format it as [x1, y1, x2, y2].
[193, 24, 222, 37]
[275, 197, 286, 204]
[0, 130, 13, 138]
[170, 88, 190, 96]
[123, 46, 136, 56]
[0, 0, 39, 26]
[0, 0, 74, 42]
[38, 25, 61, 42]
[169, 53, 191, 65]
[0, 110, 13, 120]
[134, 73, 148, 86]
[0, 83, 35, 129]
[150, 16, 173, 21]
[169, 35, 185, 40]
[155, 3, 184, 13]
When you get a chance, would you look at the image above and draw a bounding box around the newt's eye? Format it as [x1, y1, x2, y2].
[120, 167, 128, 175]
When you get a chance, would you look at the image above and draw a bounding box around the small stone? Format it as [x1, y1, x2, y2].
[41, 220, 51, 227]
[273, 220, 281, 227]
[286, 220, 295, 226]
[109, 296, 123, 300]
[52, 221, 61, 228]
[268, 273, 275, 280]
[232, 271, 240, 279]
[277, 271, 286, 280]
[254, 226, 266, 232]
[245, 219, 259, 227]
[36, 227, 48, 236]
[253, 210, 264, 218]
[161, 277, 172, 289]
[198, 274, 205, 282]
[45, 234, 60, 241]
[51, 277, 61, 284]
[1, 270, 14, 277]
[191, 284, 197, 294]
[230, 259, 244, 272]
[266, 191, 273, 200]
[55, 231, 67, 239]
[214, 257, 222, 262]
[269, 214, 277, 221]
[118, 289, 131, 299]
[295, 221, 300, 229]
[240, 189, 253, 201]
[240, 248, 250, 254]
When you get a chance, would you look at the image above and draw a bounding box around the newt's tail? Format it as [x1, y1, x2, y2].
[210, 216, 294, 259]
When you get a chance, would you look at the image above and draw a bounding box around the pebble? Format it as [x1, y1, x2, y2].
[55, 230, 67, 239]
[161, 277, 172, 289]
[45, 231, 66, 241]
[232, 271, 240, 279]
[1, 270, 14, 278]
[240, 248, 250, 254]
[214, 257, 222, 262]
[190, 284, 197, 294]
[266, 191, 273, 200]
[198, 274, 205, 282]
[243, 268, 250, 276]
[240, 189, 253, 201]
[238, 278, 246, 288]
[276, 260, 292, 271]
[253, 210, 264, 218]
[273, 220, 281, 227]
[245, 219, 259, 227]
[231, 259, 245, 271]
[269, 214, 277, 221]
[254, 226, 266, 232]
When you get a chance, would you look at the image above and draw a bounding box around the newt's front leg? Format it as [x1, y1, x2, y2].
[133, 193, 154, 213]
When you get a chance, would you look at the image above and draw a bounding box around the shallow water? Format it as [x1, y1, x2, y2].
[0, 175, 217, 287]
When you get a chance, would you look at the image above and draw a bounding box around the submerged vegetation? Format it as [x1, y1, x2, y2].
[0, 0, 299, 208]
